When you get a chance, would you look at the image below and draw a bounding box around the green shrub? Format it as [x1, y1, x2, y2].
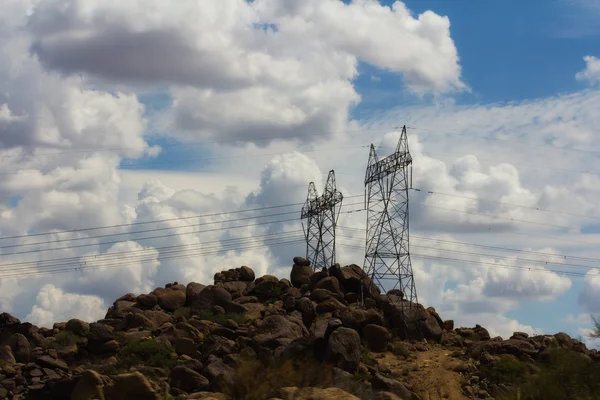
[42, 331, 85, 350]
[173, 308, 191, 320]
[497, 349, 600, 400]
[481, 355, 528, 385]
[361, 350, 377, 367]
[390, 341, 410, 358]
[195, 311, 248, 325]
[0, 360, 6, 369]
[96, 337, 176, 376]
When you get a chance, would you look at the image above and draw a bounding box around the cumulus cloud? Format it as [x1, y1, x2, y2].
[26, 0, 464, 145]
[25, 284, 106, 328]
[579, 268, 600, 312]
[576, 55, 600, 86]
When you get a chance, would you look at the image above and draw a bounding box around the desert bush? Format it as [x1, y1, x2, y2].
[97, 337, 176, 376]
[481, 355, 528, 385]
[224, 356, 334, 400]
[42, 331, 85, 350]
[361, 350, 377, 367]
[389, 340, 410, 358]
[499, 348, 600, 400]
[194, 311, 248, 325]
[173, 308, 190, 320]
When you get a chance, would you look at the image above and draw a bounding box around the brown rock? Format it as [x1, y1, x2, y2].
[443, 320, 454, 331]
[105, 300, 136, 319]
[253, 315, 307, 349]
[137, 293, 159, 308]
[65, 319, 90, 336]
[314, 277, 345, 297]
[170, 366, 210, 394]
[290, 264, 313, 288]
[37, 355, 68, 371]
[107, 371, 159, 400]
[371, 374, 417, 400]
[315, 298, 347, 314]
[176, 338, 198, 357]
[326, 327, 361, 373]
[238, 266, 256, 282]
[362, 324, 391, 353]
[278, 386, 360, 400]
[71, 369, 104, 400]
[0, 345, 15, 365]
[8, 333, 30, 363]
[158, 289, 187, 312]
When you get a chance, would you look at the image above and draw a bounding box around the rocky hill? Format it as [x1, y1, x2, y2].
[0, 257, 599, 400]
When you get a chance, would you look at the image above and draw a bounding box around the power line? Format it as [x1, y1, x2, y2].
[0, 230, 305, 271]
[406, 126, 600, 156]
[335, 242, 598, 279]
[0, 231, 305, 276]
[0, 237, 305, 280]
[0, 206, 364, 257]
[423, 190, 600, 221]
[0, 194, 363, 241]
[338, 222, 600, 262]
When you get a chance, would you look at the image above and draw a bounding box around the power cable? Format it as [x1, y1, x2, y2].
[0, 195, 363, 241]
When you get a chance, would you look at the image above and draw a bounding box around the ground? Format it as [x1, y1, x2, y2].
[375, 344, 468, 400]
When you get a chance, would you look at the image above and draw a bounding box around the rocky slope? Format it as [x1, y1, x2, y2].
[0, 257, 598, 400]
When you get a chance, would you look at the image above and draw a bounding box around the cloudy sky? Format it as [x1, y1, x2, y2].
[1, 0, 600, 344]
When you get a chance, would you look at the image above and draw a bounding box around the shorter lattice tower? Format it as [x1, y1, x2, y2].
[301, 170, 344, 271]
[362, 125, 422, 338]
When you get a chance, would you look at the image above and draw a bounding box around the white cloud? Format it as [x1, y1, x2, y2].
[579, 268, 600, 312]
[25, 284, 106, 328]
[576, 56, 600, 86]
[26, 0, 464, 145]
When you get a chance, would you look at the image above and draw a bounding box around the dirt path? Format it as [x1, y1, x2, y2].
[376, 344, 469, 400]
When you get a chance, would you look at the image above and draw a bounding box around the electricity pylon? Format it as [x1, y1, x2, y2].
[362, 125, 421, 337]
[301, 170, 343, 271]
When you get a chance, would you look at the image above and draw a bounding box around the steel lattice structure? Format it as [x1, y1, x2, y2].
[301, 171, 344, 271]
[362, 125, 421, 335]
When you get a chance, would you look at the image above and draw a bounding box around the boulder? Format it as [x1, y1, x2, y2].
[295, 297, 316, 328]
[340, 308, 384, 331]
[170, 366, 210, 394]
[314, 277, 345, 297]
[158, 288, 187, 312]
[253, 315, 307, 349]
[330, 264, 380, 299]
[202, 357, 235, 392]
[70, 370, 104, 400]
[291, 264, 313, 288]
[176, 337, 199, 357]
[107, 371, 160, 400]
[315, 298, 347, 314]
[326, 327, 361, 373]
[8, 333, 30, 363]
[186, 283, 207, 305]
[293, 257, 311, 267]
[371, 374, 417, 400]
[0, 345, 16, 365]
[65, 319, 90, 336]
[362, 324, 390, 352]
[238, 266, 256, 282]
[87, 323, 115, 354]
[137, 293, 159, 308]
[277, 386, 360, 400]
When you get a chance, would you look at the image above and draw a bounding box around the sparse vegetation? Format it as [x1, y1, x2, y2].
[42, 330, 86, 350]
[361, 349, 377, 367]
[194, 311, 248, 325]
[389, 340, 411, 358]
[173, 307, 190, 320]
[480, 355, 528, 385]
[97, 337, 176, 376]
[225, 357, 333, 400]
[497, 349, 600, 400]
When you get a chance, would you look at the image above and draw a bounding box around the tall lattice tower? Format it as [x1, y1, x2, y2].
[362, 125, 420, 332]
[301, 171, 344, 271]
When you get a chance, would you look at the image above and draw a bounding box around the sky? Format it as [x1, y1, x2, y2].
[1, 0, 600, 345]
